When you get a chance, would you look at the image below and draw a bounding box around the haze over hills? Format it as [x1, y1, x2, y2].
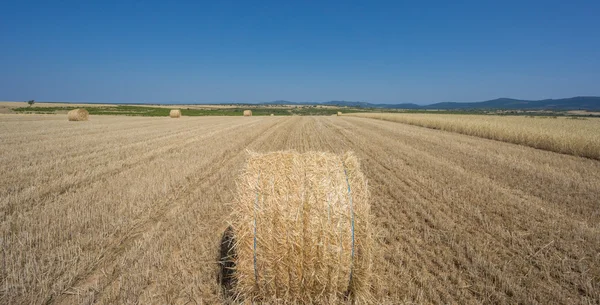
[8, 96, 599, 111]
[262, 96, 600, 110]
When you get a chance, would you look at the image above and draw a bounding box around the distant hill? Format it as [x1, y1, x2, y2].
[261, 96, 600, 110]
[422, 97, 600, 110]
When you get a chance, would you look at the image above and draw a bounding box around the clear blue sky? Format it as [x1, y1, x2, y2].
[1, 0, 599, 104]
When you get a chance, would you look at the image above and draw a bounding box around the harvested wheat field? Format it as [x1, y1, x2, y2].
[1, 114, 599, 304]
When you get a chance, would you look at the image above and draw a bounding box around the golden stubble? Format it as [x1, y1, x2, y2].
[0, 114, 599, 304]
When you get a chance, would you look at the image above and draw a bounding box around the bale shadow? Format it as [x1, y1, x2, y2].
[217, 226, 237, 300]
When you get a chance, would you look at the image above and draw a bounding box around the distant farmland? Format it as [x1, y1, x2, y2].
[6, 102, 358, 116]
[1, 114, 599, 304]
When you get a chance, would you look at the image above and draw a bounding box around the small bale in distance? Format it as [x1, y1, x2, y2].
[169, 109, 181, 118]
[243, 110, 252, 116]
[67, 108, 89, 121]
[337, 111, 343, 116]
[270, 113, 274, 116]
[225, 151, 373, 304]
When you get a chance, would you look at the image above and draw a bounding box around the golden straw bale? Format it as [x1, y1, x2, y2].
[67, 109, 89, 121]
[337, 111, 343, 116]
[243, 110, 252, 116]
[223, 151, 373, 304]
[169, 109, 181, 118]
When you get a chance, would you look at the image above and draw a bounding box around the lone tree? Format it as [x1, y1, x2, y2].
[27, 100, 35, 107]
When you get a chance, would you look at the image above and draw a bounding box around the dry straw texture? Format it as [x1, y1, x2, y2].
[2, 115, 600, 304]
[243, 110, 252, 116]
[169, 109, 181, 118]
[229, 151, 372, 304]
[67, 108, 89, 121]
[337, 112, 342, 116]
[349, 113, 600, 160]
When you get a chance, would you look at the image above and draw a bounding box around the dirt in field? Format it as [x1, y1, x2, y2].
[1, 115, 599, 304]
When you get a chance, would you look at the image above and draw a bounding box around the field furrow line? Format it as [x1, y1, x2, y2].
[0, 118, 266, 223]
[0, 117, 231, 174]
[0, 118, 236, 193]
[51, 117, 290, 304]
[0, 116, 181, 146]
[326, 117, 600, 303]
[346, 116, 600, 225]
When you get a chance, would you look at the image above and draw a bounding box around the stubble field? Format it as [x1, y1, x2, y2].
[1, 114, 599, 304]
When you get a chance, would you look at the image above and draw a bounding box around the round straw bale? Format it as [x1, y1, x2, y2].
[224, 151, 372, 303]
[67, 108, 89, 121]
[270, 113, 274, 116]
[169, 109, 181, 118]
[243, 110, 252, 116]
[337, 111, 343, 116]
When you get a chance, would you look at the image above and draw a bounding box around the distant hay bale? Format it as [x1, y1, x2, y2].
[222, 151, 373, 303]
[169, 109, 181, 118]
[243, 110, 252, 116]
[270, 113, 274, 116]
[337, 111, 343, 116]
[67, 108, 89, 121]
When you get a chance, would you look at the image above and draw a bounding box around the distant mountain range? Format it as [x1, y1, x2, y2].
[262, 97, 600, 110]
